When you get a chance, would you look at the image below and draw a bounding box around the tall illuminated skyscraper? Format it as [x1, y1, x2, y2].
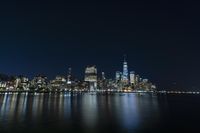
[122, 55, 129, 83]
[116, 71, 122, 82]
[67, 67, 72, 84]
[84, 66, 97, 91]
[130, 71, 135, 84]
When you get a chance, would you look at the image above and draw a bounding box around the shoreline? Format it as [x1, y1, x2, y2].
[0, 90, 199, 95]
[0, 90, 155, 93]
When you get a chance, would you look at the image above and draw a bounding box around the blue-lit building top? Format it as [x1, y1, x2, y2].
[122, 56, 129, 83]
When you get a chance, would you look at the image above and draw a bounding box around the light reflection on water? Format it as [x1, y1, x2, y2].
[0, 93, 160, 133]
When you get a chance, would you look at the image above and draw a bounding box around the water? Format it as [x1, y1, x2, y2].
[0, 93, 199, 133]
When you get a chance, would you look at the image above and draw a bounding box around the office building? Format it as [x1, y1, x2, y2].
[84, 66, 97, 91]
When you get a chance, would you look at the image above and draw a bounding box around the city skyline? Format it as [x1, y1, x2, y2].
[0, 51, 199, 90]
[0, 56, 156, 92]
[1, 1, 200, 133]
[0, 56, 147, 79]
[1, 0, 200, 90]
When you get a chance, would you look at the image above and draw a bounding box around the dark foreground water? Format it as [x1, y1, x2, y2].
[0, 93, 199, 133]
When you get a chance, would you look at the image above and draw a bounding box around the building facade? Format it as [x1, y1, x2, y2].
[122, 56, 129, 84]
[84, 66, 97, 91]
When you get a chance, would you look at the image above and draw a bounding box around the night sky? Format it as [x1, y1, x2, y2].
[0, 0, 200, 90]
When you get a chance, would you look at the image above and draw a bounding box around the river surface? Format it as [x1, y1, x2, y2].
[0, 93, 199, 133]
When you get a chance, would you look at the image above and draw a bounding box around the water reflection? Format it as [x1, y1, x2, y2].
[81, 94, 98, 129]
[0, 93, 160, 133]
[117, 94, 140, 130]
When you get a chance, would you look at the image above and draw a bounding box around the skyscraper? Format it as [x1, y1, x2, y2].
[122, 55, 129, 83]
[102, 72, 106, 80]
[135, 74, 140, 85]
[116, 71, 122, 82]
[67, 67, 72, 84]
[84, 66, 97, 91]
[130, 71, 135, 84]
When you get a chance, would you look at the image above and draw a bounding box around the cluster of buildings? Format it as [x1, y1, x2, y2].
[84, 57, 156, 92]
[0, 57, 156, 92]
